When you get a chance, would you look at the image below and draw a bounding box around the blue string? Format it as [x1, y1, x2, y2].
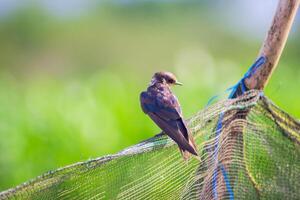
[221, 164, 234, 200]
[206, 86, 235, 107]
[212, 113, 223, 200]
[244, 56, 266, 79]
[207, 56, 266, 105]
[206, 95, 220, 107]
[212, 164, 234, 200]
[212, 166, 218, 199]
[211, 56, 266, 200]
[229, 56, 266, 99]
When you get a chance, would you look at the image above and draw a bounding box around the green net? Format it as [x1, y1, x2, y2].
[0, 90, 299, 200]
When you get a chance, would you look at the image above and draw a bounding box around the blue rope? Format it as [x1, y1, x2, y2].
[207, 56, 266, 106]
[212, 112, 224, 199]
[206, 94, 220, 107]
[211, 56, 266, 200]
[212, 165, 219, 199]
[229, 56, 266, 99]
[212, 114, 223, 200]
[206, 87, 235, 107]
[212, 164, 234, 200]
[221, 164, 234, 200]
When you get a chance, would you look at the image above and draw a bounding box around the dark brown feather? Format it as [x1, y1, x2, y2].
[140, 83, 198, 159]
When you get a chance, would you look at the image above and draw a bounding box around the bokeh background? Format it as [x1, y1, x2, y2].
[0, 0, 299, 191]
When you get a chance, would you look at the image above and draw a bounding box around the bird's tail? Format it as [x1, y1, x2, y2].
[179, 135, 199, 161]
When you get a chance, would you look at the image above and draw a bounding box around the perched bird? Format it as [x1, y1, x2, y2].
[140, 72, 198, 160]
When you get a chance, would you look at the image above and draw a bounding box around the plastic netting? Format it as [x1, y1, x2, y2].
[0, 90, 299, 200]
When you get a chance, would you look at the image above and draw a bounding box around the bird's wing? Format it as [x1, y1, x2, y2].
[140, 91, 155, 114]
[140, 90, 182, 120]
[140, 91, 197, 156]
[147, 113, 197, 156]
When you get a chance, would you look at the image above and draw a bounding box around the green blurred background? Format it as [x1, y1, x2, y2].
[0, 0, 299, 191]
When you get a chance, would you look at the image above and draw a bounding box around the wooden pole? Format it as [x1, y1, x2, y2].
[244, 0, 300, 90]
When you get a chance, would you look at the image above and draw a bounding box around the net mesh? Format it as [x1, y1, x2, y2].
[0, 90, 299, 200]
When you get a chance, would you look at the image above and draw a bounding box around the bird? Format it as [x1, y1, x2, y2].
[140, 71, 198, 160]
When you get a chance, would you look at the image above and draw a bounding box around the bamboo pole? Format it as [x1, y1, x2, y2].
[244, 0, 300, 90]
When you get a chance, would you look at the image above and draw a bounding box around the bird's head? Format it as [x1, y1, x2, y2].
[150, 72, 183, 86]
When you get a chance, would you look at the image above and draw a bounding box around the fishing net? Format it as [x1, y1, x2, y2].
[0, 90, 299, 200]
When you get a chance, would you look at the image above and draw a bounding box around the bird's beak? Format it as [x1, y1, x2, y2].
[175, 81, 183, 86]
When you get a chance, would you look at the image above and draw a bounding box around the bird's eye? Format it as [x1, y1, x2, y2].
[168, 79, 175, 84]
